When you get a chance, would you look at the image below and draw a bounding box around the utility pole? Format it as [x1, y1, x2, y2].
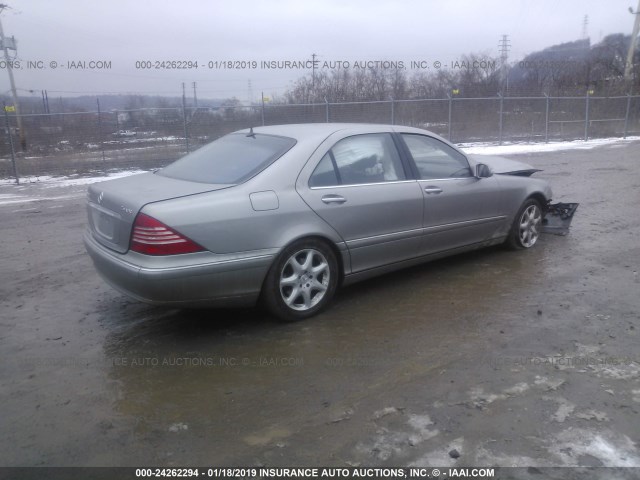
[498, 34, 511, 93]
[624, 0, 640, 81]
[181, 82, 189, 152]
[0, 3, 25, 150]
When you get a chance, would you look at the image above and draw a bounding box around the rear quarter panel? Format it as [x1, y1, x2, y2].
[141, 184, 343, 255]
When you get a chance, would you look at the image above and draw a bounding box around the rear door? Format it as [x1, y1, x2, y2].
[399, 133, 505, 255]
[297, 133, 424, 273]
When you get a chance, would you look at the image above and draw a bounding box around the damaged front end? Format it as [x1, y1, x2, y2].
[469, 154, 579, 236]
[542, 202, 579, 236]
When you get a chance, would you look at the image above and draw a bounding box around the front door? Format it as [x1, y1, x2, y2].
[400, 133, 504, 254]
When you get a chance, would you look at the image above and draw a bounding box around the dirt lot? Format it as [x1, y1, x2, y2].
[1, 141, 639, 469]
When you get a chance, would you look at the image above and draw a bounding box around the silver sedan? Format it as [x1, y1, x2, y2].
[84, 123, 559, 321]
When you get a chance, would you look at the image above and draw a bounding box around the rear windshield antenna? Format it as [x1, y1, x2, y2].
[246, 127, 256, 138]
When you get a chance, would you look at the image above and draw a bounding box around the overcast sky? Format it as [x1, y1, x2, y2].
[0, 0, 636, 102]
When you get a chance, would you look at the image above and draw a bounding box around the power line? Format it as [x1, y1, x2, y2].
[312, 53, 317, 90]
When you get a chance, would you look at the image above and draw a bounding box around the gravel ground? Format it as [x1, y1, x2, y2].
[0, 140, 639, 470]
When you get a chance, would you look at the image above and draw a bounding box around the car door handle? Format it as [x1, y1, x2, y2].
[321, 194, 347, 204]
[423, 187, 443, 194]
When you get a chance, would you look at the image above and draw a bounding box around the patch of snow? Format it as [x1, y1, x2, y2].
[474, 446, 545, 467]
[459, 136, 640, 156]
[593, 363, 640, 380]
[409, 437, 464, 467]
[534, 376, 566, 391]
[168, 422, 188, 432]
[542, 396, 576, 423]
[407, 414, 438, 438]
[469, 382, 530, 408]
[359, 413, 439, 462]
[243, 426, 291, 447]
[0, 169, 147, 187]
[573, 343, 602, 356]
[553, 428, 640, 467]
[503, 382, 530, 395]
[575, 410, 609, 422]
[0, 193, 23, 200]
[373, 407, 400, 420]
[51, 169, 147, 187]
[0, 193, 85, 206]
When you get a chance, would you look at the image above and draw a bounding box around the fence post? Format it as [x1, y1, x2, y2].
[390, 97, 395, 125]
[96, 98, 106, 165]
[3, 102, 19, 184]
[261, 91, 265, 126]
[325, 97, 329, 123]
[623, 93, 631, 139]
[498, 93, 504, 145]
[544, 94, 550, 143]
[447, 94, 452, 141]
[584, 91, 590, 141]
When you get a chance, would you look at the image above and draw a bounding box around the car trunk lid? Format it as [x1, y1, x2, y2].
[87, 172, 231, 253]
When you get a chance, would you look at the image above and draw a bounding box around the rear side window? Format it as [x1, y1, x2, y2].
[159, 133, 296, 184]
[309, 133, 406, 187]
[309, 153, 339, 187]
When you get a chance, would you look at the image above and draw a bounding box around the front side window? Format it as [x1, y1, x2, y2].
[309, 133, 405, 187]
[159, 133, 296, 184]
[402, 134, 471, 179]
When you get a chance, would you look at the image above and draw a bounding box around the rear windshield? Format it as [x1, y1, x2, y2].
[158, 133, 296, 184]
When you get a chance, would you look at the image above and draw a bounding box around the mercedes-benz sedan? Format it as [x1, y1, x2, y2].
[84, 123, 564, 321]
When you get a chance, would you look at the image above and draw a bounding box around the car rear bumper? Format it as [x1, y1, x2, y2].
[83, 231, 276, 307]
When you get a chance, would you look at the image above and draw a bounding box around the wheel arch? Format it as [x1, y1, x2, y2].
[505, 194, 544, 250]
[259, 234, 345, 321]
[298, 235, 346, 286]
[261, 234, 347, 293]
[527, 191, 549, 212]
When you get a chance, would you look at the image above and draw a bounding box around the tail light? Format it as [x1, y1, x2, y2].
[130, 213, 205, 255]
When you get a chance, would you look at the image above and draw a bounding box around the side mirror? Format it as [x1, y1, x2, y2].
[475, 163, 493, 178]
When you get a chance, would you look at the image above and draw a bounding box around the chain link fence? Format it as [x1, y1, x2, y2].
[2, 94, 639, 181]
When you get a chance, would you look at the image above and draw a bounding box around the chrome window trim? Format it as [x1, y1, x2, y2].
[416, 177, 476, 182]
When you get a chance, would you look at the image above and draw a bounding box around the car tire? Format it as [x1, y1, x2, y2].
[262, 239, 339, 322]
[506, 198, 543, 250]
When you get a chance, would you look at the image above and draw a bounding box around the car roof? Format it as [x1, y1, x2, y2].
[235, 123, 433, 141]
[232, 123, 468, 160]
